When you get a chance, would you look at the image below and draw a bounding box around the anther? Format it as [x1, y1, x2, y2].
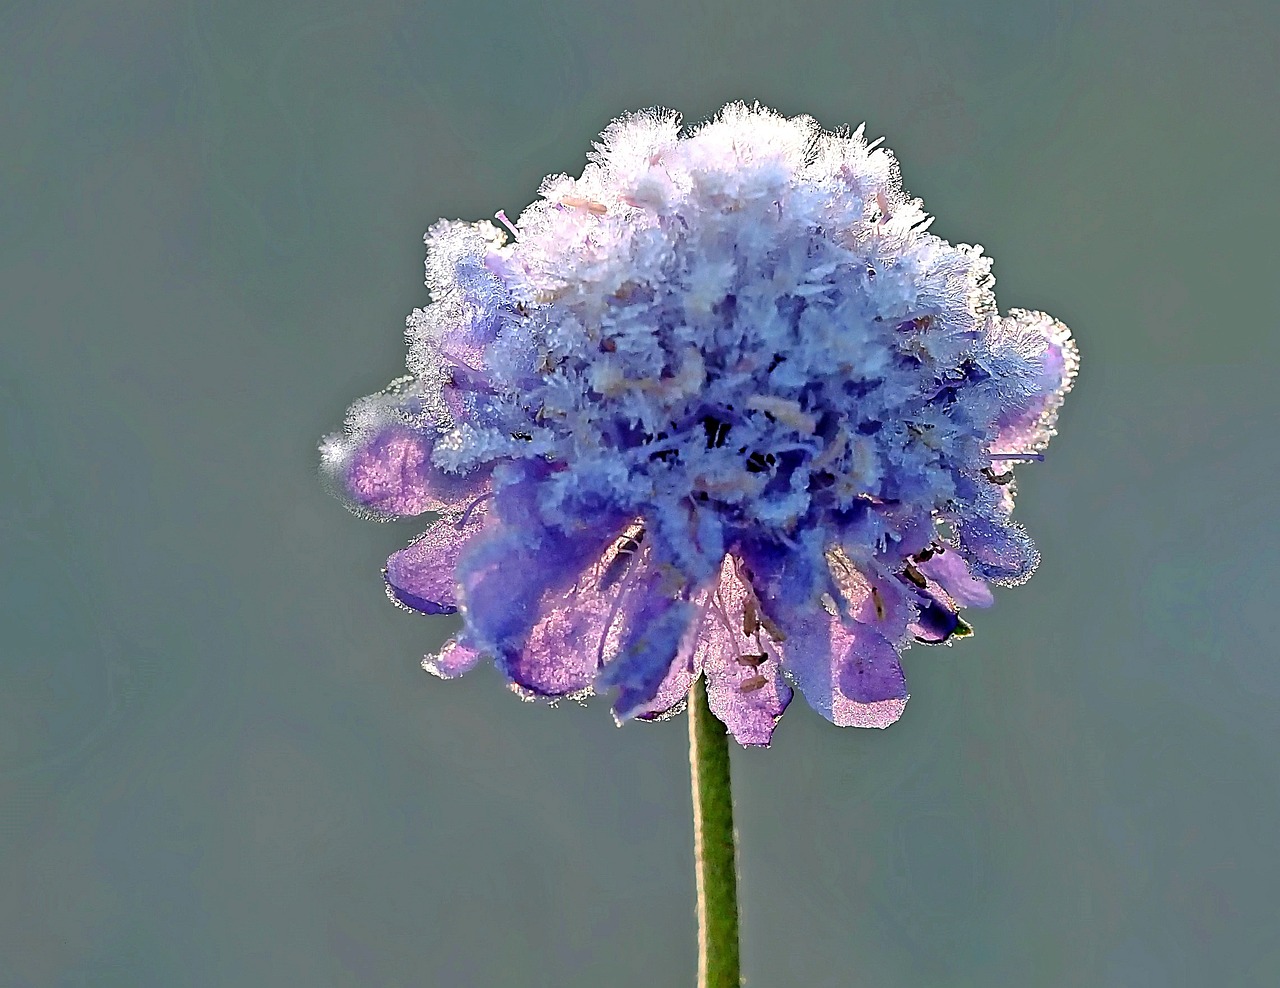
[616, 533, 642, 556]
[875, 189, 891, 223]
[559, 196, 608, 215]
[758, 612, 787, 643]
[738, 674, 768, 694]
[745, 395, 818, 434]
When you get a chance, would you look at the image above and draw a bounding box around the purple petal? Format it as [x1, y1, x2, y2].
[633, 591, 705, 721]
[423, 639, 483, 680]
[442, 370, 510, 431]
[836, 627, 908, 703]
[456, 515, 641, 698]
[907, 588, 961, 644]
[457, 521, 614, 657]
[779, 605, 908, 729]
[736, 532, 826, 620]
[609, 599, 697, 721]
[915, 550, 993, 608]
[385, 507, 488, 615]
[491, 458, 555, 530]
[423, 218, 512, 312]
[631, 657, 698, 722]
[697, 559, 792, 747]
[957, 515, 1040, 586]
[647, 500, 723, 585]
[992, 310, 1079, 454]
[603, 559, 698, 721]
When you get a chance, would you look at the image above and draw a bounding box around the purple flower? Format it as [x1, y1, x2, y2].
[320, 103, 1078, 746]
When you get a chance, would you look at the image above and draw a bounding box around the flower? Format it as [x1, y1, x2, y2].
[320, 103, 1078, 746]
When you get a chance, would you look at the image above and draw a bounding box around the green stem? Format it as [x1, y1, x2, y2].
[688, 676, 741, 988]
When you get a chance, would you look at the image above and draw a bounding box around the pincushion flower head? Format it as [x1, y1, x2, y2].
[321, 103, 1078, 747]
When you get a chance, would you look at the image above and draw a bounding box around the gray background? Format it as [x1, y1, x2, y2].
[3, 1, 1278, 985]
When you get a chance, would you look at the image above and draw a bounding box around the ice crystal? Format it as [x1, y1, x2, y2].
[321, 103, 1078, 746]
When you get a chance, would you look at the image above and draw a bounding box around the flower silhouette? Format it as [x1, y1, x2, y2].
[321, 103, 1078, 746]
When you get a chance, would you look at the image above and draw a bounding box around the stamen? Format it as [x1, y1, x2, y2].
[600, 533, 642, 591]
[455, 493, 494, 530]
[745, 395, 818, 434]
[693, 471, 762, 498]
[733, 556, 786, 642]
[494, 209, 518, 238]
[596, 533, 648, 663]
[809, 427, 848, 471]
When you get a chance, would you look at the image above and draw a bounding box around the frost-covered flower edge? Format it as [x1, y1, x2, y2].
[321, 103, 1078, 746]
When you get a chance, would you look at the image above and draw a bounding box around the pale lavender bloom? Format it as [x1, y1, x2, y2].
[320, 103, 1078, 746]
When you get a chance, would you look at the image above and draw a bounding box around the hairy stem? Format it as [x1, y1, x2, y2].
[689, 676, 741, 988]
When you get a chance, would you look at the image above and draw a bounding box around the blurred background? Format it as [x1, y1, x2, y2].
[3, 0, 1278, 984]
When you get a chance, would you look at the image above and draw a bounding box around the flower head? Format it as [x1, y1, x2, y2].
[321, 103, 1078, 746]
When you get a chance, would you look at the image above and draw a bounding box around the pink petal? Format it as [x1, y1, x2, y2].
[345, 426, 438, 517]
[341, 423, 493, 517]
[780, 605, 908, 729]
[423, 639, 483, 679]
[385, 507, 487, 615]
[695, 559, 792, 747]
[510, 580, 616, 699]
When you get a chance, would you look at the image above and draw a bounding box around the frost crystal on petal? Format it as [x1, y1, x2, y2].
[322, 102, 1078, 745]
